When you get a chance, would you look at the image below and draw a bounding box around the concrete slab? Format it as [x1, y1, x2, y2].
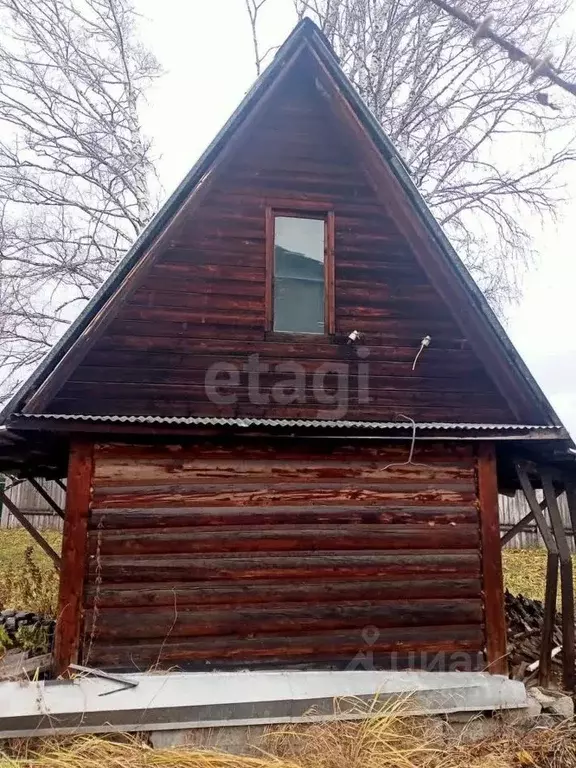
[0, 670, 527, 738]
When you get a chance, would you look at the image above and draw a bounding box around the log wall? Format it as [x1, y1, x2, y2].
[80, 439, 489, 672]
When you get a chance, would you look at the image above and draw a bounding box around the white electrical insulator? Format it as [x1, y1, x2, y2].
[412, 335, 432, 371]
[347, 330, 361, 344]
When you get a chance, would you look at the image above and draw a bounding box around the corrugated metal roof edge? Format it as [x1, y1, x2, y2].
[11, 413, 566, 433]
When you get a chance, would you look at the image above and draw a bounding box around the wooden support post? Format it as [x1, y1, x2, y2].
[543, 475, 575, 692]
[27, 478, 65, 519]
[540, 552, 559, 688]
[477, 443, 507, 674]
[515, 462, 561, 687]
[0, 490, 61, 566]
[53, 440, 93, 677]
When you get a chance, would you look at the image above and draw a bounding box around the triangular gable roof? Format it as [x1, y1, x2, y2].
[0, 18, 564, 429]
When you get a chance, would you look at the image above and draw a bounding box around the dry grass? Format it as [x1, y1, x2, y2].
[0, 529, 62, 615]
[1, 705, 576, 768]
[502, 549, 576, 602]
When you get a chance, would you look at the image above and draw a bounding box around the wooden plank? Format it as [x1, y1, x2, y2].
[85, 578, 483, 608]
[87, 524, 480, 556]
[27, 478, 65, 519]
[542, 473, 575, 691]
[265, 205, 273, 331]
[539, 552, 559, 688]
[477, 443, 507, 674]
[91, 485, 476, 510]
[53, 439, 94, 676]
[515, 463, 558, 553]
[91, 551, 481, 583]
[566, 479, 576, 540]
[0, 490, 61, 565]
[88, 599, 484, 640]
[90, 504, 478, 530]
[86, 624, 485, 668]
[92, 457, 475, 486]
[325, 210, 335, 334]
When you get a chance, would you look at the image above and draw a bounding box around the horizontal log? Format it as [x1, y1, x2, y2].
[97, 324, 473, 352]
[87, 524, 480, 556]
[85, 348, 486, 379]
[92, 484, 475, 510]
[51, 396, 510, 423]
[88, 551, 481, 582]
[89, 504, 478, 530]
[93, 440, 475, 462]
[86, 624, 485, 667]
[92, 457, 474, 486]
[87, 599, 484, 640]
[57, 383, 502, 414]
[84, 578, 483, 608]
[105, 320, 266, 341]
[70, 366, 495, 397]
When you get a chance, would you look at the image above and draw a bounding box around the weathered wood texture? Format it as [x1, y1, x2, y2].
[500, 492, 575, 551]
[54, 440, 94, 676]
[477, 443, 507, 674]
[81, 439, 488, 671]
[0, 478, 65, 531]
[46, 58, 515, 423]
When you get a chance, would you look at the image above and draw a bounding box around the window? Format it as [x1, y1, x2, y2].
[266, 209, 334, 335]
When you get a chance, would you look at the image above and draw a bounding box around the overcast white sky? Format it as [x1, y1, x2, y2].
[136, 0, 576, 436]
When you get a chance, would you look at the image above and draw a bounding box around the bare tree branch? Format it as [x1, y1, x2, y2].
[245, 0, 274, 75]
[283, 0, 576, 311]
[0, 0, 160, 403]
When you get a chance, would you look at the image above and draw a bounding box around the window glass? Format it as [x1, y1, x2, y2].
[274, 216, 325, 334]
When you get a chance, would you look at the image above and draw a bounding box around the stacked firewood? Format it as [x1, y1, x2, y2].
[505, 590, 564, 682]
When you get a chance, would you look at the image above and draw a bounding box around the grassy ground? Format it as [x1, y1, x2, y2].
[0, 530, 573, 614]
[502, 548, 576, 602]
[0, 529, 61, 615]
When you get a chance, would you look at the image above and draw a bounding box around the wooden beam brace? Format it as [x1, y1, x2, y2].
[478, 443, 507, 674]
[0, 490, 60, 566]
[27, 478, 65, 519]
[515, 463, 558, 553]
[55, 478, 67, 492]
[542, 474, 575, 691]
[500, 494, 550, 546]
[54, 440, 94, 677]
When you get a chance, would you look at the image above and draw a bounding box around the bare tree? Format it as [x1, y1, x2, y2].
[0, 0, 160, 403]
[249, 0, 576, 311]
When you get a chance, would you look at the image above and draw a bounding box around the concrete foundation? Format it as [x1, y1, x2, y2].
[0, 669, 528, 739]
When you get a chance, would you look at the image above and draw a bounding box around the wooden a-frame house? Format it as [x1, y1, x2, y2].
[1, 19, 575, 686]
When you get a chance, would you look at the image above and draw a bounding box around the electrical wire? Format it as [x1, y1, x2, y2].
[381, 414, 434, 471]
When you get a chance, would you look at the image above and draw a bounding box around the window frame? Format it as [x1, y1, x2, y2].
[265, 204, 335, 336]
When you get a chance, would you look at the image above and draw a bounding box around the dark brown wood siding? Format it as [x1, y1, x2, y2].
[48, 55, 515, 423]
[81, 439, 487, 671]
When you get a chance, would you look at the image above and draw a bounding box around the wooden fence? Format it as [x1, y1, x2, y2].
[0, 478, 65, 531]
[500, 491, 575, 552]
